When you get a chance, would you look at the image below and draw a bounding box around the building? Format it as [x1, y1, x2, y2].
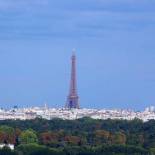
[0, 144, 14, 150]
[65, 51, 80, 109]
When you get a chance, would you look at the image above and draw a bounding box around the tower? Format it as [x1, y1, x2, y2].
[66, 51, 80, 109]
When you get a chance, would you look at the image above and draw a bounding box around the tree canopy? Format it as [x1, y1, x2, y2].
[0, 118, 154, 154]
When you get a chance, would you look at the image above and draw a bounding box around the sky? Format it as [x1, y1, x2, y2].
[0, 0, 155, 110]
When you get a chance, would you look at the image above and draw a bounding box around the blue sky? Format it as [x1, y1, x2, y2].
[0, 0, 155, 110]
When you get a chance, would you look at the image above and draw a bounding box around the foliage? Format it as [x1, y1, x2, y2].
[19, 129, 38, 144]
[0, 118, 154, 154]
[0, 125, 16, 144]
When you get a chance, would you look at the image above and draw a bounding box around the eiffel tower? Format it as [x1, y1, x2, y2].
[65, 51, 80, 109]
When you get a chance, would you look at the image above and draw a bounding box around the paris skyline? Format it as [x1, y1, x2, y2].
[0, 0, 155, 110]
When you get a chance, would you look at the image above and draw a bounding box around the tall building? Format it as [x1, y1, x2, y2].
[65, 51, 80, 109]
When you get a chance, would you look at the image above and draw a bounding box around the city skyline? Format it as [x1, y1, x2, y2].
[0, 0, 155, 110]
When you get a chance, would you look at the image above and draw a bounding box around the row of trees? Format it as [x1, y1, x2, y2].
[0, 126, 128, 146]
[0, 144, 150, 155]
[0, 118, 154, 154]
[0, 125, 145, 147]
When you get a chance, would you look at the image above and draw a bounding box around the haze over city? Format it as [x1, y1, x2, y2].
[0, 0, 155, 110]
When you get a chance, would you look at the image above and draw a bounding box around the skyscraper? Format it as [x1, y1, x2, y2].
[65, 51, 80, 109]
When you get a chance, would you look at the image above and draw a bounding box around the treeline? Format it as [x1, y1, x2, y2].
[0, 117, 155, 154]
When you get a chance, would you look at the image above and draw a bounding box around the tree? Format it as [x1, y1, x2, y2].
[94, 130, 110, 145]
[16, 144, 64, 155]
[19, 129, 38, 144]
[40, 131, 60, 147]
[64, 136, 81, 146]
[150, 148, 155, 155]
[111, 132, 126, 145]
[0, 126, 16, 144]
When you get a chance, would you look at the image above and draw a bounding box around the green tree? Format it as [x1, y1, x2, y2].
[16, 143, 63, 155]
[19, 129, 38, 144]
[150, 148, 155, 155]
[0, 125, 16, 144]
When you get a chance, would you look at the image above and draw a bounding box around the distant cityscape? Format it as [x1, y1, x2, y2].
[1, 52, 155, 122]
[0, 105, 155, 122]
